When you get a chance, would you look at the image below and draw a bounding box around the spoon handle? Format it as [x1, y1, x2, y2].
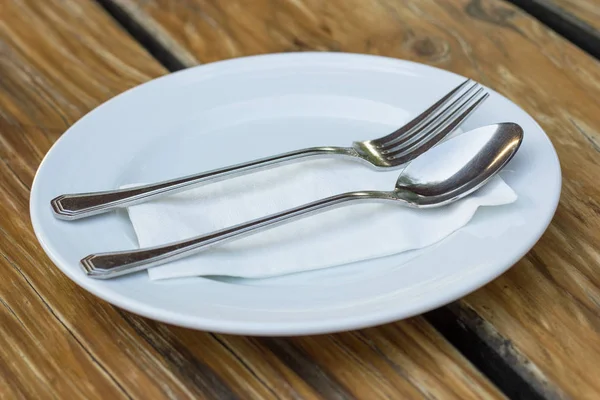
[51, 146, 357, 220]
[81, 190, 398, 279]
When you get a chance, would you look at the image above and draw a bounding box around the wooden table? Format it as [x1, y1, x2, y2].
[1, 0, 599, 398]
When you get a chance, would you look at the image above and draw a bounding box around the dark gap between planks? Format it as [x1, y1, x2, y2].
[96, 0, 187, 71]
[93, 0, 571, 398]
[425, 308, 548, 400]
[507, 0, 600, 59]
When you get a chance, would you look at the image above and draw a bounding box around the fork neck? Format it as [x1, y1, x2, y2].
[292, 146, 359, 160]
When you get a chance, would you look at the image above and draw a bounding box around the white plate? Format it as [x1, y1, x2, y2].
[30, 53, 561, 336]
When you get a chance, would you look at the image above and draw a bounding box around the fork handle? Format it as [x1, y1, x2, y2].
[80, 190, 398, 279]
[51, 146, 359, 220]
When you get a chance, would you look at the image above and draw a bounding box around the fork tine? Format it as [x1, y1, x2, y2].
[384, 87, 486, 155]
[378, 82, 480, 151]
[370, 78, 473, 147]
[384, 90, 489, 162]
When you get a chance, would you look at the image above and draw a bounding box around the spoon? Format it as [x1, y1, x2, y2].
[81, 122, 523, 279]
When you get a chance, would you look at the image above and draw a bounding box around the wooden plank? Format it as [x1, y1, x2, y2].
[101, 0, 600, 398]
[0, 0, 504, 398]
[0, 1, 196, 398]
[119, 312, 505, 399]
[0, 252, 126, 399]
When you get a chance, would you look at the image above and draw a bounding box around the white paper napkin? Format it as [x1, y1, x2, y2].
[124, 156, 517, 280]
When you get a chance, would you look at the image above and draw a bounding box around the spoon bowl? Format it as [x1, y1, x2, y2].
[395, 122, 523, 207]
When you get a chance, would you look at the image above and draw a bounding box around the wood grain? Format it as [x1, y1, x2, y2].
[0, 0, 504, 398]
[102, 0, 600, 398]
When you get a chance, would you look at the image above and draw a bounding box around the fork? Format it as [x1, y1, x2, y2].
[51, 79, 488, 220]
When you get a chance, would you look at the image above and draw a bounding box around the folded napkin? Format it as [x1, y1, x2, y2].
[124, 155, 517, 280]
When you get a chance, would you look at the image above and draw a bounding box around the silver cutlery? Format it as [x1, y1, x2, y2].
[51, 79, 488, 220]
[80, 122, 523, 279]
